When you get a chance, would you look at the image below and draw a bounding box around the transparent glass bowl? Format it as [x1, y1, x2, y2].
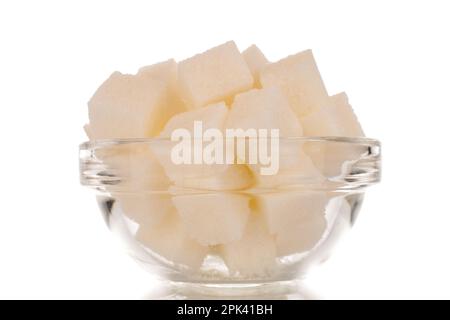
[79, 137, 380, 292]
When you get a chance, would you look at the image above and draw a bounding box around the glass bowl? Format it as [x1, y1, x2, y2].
[79, 137, 380, 294]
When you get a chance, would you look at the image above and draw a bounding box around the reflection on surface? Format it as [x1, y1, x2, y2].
[143, 281, 320, 300]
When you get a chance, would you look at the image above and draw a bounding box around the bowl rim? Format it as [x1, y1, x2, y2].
[80, 136, 380, 149]
[79, 136, 381, 191]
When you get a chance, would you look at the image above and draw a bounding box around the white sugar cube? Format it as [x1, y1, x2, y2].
[220, 213, 277, 277]
[172, 193, 251, 245]
[242, 45, 269, 86]
[136, 211, 208, 269]
[258, 192, 328, 256]
[260, 50, 329, 118]
[178, 41, 253, 109]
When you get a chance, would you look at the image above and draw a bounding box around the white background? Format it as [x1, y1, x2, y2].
[0, 0, 449, 299]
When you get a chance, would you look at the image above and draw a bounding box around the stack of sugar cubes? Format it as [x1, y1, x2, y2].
[84, 41, 364, 277]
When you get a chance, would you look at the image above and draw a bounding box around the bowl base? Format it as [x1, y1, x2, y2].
[163, 280, 315, 299]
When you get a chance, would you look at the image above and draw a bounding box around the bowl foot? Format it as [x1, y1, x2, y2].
[159, 280, 316, 300]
